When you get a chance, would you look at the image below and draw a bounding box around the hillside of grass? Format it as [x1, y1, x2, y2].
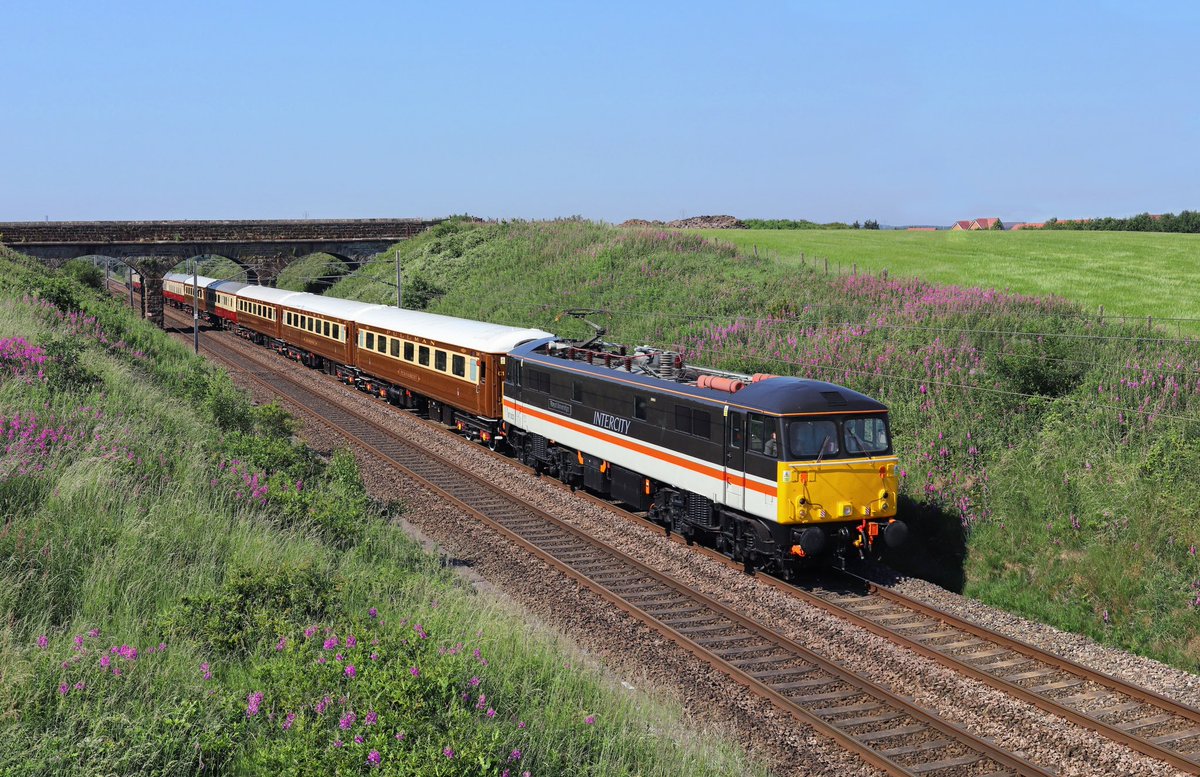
[276, 252, 352, 293]
[697, 228, 1200, 334]
[329, 220, 1200, 671]
[0, 247, 766, 776]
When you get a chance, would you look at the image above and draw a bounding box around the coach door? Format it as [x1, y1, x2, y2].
[723, 407, 746, 511]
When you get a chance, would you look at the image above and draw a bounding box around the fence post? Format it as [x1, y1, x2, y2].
[1098, 305, 1104, 323]
[853, 262, 857, 275]
[824, 257, 829, 274]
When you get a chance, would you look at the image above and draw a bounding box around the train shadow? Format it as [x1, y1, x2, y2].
[878, 495, 968, 593]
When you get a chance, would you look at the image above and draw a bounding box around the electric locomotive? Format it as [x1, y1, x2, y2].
[502, 333, 905, 572]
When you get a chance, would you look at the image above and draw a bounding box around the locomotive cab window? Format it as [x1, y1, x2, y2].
[845, 416, 890, 454]
[748, 413, 778, 457]
[451, 354, 465, 377]
[787, 419, 839, 460]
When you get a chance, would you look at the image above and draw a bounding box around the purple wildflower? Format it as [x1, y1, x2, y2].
[36, 635, 48, 649]
[73, 681, 85, 691]
[365, 710, 378, 726]
[275, 636, 287, 652]
[246, 691, 264, 717]
[409, 666, 419, 677]
[345, 634, 357, 648]
[283, 712, 296, 731]
[354, 735, 364, 744]
[368, 607, 378, 618]
[333, 740, 343, 748]
[304, 625, 317, 638]
[345, 664, 357, 678]
[100, 655, 111, 669]
[585, 714, 596, 725]
[339, 712, 356, 730]
[58, 683, 69, 695]
[395, 731, 405, 741]
[367, 750, 381, 767]
[510, 749, 522, 762]
[443, 747, 455, 759]
[323, 637, 338, 650]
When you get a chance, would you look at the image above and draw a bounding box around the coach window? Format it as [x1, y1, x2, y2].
[418, 345, 430, 366]
[435, 350, 447, 372]
[403, 342, 414, 361]
[323, 321, 330, 338]
[634, 395, 648, 421]
[376, 335, 386, 353]
[470, 359, 478, 382]
[365, 332, 375, 351]
[390, 338, 400, 358]
[451, 354, 465, 377]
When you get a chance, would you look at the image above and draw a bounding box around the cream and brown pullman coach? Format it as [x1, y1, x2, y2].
[351, 307, 552, 434]
[278, 295, 383, 371]
[235, 286, 298, 344]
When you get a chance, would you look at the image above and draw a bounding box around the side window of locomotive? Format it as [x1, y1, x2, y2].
[787, 419, 839, 460]
[692, 409, 710, 439]
[845, 416, 890, 454]
[508, 360, 521, 386]
[418, 346, 430, 366]
[572, 381, 583, 403]
[451, 354, 465, 377]
[365, 332, 375, 351]
[748, 413, 767, 453]
[674, 405, 692, 434]
[404, 341, 415, 361]
[728, 415, 743, 449]
[634, 395, 647, 421]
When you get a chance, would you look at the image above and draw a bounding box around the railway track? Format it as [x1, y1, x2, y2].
[145, 298, 1049, 776]
[126, 286, 1200, 773]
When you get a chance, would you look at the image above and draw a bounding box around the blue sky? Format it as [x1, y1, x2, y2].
[2, 1, 1196, 224]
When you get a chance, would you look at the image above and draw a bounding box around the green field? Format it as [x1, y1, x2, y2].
[698, 229, 1200, 334]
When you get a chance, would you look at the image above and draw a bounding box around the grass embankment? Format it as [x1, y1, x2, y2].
[330, 220, 1200, 670]
[276, 253, 352, 293]
[699, 228, 1200, 334]
[0, 249, 765, 776]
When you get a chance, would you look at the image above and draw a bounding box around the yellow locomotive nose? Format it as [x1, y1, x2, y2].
[777, 457, 899, 525]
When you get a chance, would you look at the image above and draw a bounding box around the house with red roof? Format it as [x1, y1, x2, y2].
[951, 218, 1004, 230]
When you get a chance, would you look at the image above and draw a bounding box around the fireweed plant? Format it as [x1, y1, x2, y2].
[0, 249, 765, 774]
[335, 220, 1200, 669]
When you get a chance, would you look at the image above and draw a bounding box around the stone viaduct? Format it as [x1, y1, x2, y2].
[0, 218, 441, 327]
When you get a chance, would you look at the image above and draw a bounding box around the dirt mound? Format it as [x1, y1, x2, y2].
[619, 215, 743, 229]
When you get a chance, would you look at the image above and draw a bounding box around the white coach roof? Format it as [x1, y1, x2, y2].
[236, 286, 305, 306]
[164, 272, 221, 287]
[286, 292, 385, 321]
[354, 306, 555, 354]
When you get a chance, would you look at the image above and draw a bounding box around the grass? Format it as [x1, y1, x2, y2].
[0, 249, 768, 776]
[276, 253, 352, 293]
[698, 229, 1200, 335]
[327, 220, 1200, 671]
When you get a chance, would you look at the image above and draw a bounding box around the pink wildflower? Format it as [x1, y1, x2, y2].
[36, 635, 48, 649]
[345, 664, 357, 678]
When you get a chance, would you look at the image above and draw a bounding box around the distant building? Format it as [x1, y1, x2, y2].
[951, 218, 1003, 231]
[1009, 222, 1044, 230]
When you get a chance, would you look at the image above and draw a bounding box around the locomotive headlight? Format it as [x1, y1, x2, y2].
[842, 505, 853, 517]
